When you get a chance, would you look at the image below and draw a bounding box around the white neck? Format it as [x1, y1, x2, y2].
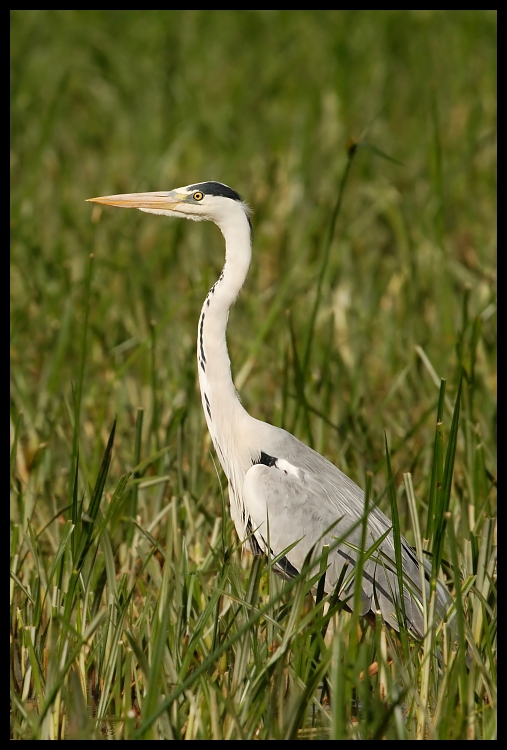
[197, 205, 254, 483]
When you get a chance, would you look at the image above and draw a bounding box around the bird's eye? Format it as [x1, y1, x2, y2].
[193, 191, 204, 201]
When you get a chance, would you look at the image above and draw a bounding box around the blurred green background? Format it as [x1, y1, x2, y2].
[11, 11, 496, 738]
[11, 10, 496, 488]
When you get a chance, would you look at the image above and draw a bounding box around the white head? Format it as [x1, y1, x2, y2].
[88, 181, 252, 236]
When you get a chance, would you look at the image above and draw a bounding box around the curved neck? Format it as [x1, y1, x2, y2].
[197, 207, 253, 478]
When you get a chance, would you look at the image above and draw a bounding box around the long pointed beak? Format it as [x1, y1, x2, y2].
[86, 191, 184, 210]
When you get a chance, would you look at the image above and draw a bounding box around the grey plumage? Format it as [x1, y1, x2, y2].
[244, 426, 449, 639]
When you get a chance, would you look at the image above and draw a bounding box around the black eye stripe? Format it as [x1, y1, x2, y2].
[187, 182, 243, 202]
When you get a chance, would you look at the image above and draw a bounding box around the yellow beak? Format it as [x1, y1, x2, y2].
[86, 191, 184, 210]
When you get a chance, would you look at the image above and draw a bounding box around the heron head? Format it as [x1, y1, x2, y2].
[87, 181, 251, 229]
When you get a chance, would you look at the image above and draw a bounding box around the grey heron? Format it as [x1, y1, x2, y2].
[88, 181, 453, 640]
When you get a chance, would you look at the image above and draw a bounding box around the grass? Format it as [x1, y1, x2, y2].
[11, 10, 496, 739]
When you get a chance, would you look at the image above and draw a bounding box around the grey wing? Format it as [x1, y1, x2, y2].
[243, 455, 443, 639]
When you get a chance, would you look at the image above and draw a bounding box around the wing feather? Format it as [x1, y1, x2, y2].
[243, 455, 438, 639]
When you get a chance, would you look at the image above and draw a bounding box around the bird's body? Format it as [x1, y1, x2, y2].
[89, 181, 452, 639]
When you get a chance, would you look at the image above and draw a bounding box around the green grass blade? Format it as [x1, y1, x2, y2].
[76, 419, 116, 571]
[426, 379, 447, 545]
[432, 374, 463, 582]
[384, 433, 409, 653]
